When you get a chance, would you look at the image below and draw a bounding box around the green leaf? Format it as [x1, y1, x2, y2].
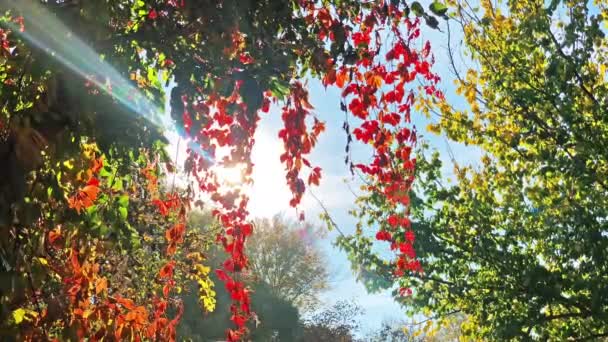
[269, 78, 290, 99]
[118, 195, 129, 207]
[119, 206, 128, 220]
[411, 2, 424, 17]
[99, 166, 112, 178]
[429, 2, 448, 16]
[112, 178, 123, 191]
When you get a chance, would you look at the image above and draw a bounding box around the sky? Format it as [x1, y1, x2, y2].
[241, 17, 483, 334]
[159, 6, 485, 336]
[165, 1, 605, 334]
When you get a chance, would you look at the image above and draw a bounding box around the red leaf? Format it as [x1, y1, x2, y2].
[387, 215, 399, 227]
[148, 9, 158, 20]
[71, 248, 81, 273]
[159, 261, 175, 279]
[405, 230, 415, 243]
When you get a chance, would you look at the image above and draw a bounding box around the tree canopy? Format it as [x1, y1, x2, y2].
[0, 0, 444, 340]
[339, 0, 608, 340]
[3, 0, 607, 340]
[247, 215, 328, 311]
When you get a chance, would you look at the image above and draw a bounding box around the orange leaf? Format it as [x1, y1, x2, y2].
[366, 73, 383, 88]
[312, 120, 326, 136]
[67, 195, 83, 213]
[82, 185, 100, 202]
[71, 249, 81, 273]
[90, 157, 104, 174]
[115, 296, 136, 310]
[163, 284, 171, 297]
[125, 310, 138, 322]
[68, 177, 100, 213]
[95, 277, 107, 294]
[336, 68, 349, 88]
[159, 261, 175, 279]
[48, 227, 62, 247]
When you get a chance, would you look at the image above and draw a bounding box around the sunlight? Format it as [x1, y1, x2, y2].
[248, 130, 293, 218]
[5, 0, 213, 163]
[215, 163, 245, 186]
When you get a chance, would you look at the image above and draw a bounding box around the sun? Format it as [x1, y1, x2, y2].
[247, 131, 292, 218]
[167, 121, 297, 217]
[215, 164, 245, 186]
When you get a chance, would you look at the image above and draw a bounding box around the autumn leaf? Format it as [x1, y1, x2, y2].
[48, 227, 62, 247]
[90, 156, 104, 174]
[336, 68, 349, 88]
[68, 177, 101, 214]
[159, 261, 175, 279]
[95, 277, 107, 294]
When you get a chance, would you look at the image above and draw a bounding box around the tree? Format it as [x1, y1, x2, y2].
[365, 320, 417, 342]
[365, 315, 467, 342]
[247, 215, 328, 311]
[340, 0, 608, 340]
[179, 212, 302, 342]
[0, 0, 444, 339]
[299, 300, 363, 342]
[179, 266, 302, 342]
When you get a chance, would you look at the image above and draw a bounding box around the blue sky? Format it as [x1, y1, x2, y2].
[245, 16, 483, 334]
[161, 6, 485, 335]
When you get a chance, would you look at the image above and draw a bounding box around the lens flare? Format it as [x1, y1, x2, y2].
[2, 0, 212, 161]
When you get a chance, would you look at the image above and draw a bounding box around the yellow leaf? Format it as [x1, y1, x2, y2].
[63, 159, 74, 170]
[426, 123, 441, 135]
[12, 308, 36, 324]
[12, 309, 26, 324]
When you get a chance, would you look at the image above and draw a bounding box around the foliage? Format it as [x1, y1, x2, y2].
[340, 0, 608, 340]
[299, 300, 363, 342]
[0, 0, 444, 339]
[365, 320, 419, 342]
[247, 215, 328, 311]
[179, 212, 303, 342]
[0, 138, 215, 340]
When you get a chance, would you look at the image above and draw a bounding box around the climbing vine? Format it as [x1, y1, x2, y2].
[0, 0, 444, 340]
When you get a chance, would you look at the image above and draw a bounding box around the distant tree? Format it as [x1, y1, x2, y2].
[178, 212, 302, 341]
[247, 215, 329, 311]
[422, 314, 466, 342]
[179, 273, 301, 342]
[365, 314, 468, 342]
[366, 320, 418, 342]
[299, 300, 363, 342]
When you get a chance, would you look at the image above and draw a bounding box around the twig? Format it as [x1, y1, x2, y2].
[308, 189, 346, 238]
[406, 309, 461, 327]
